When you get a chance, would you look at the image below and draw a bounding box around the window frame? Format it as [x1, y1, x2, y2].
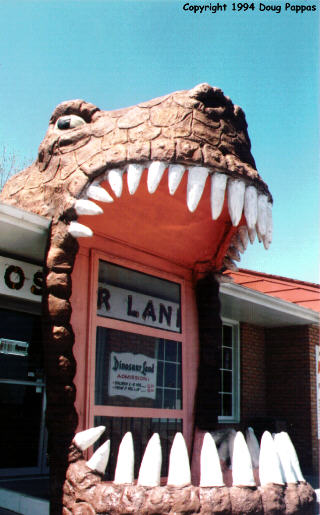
[218, 317, 240, 424]
[86, 249, 187, 430]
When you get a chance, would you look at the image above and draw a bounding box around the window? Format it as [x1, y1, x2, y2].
[95, 328, 182, 410]
[218, 320, 240, 423]
[88, 255, 186, 479]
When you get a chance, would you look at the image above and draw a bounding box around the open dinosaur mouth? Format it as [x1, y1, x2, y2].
[68, 159, 273, 271]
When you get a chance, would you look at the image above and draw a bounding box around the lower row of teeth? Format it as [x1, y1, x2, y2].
[69, 161, 273, 254]
[73, 426, 304, 487]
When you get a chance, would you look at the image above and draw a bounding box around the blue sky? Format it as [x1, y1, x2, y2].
[1, 0, 319, 282]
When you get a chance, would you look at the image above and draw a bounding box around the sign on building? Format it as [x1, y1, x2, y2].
[0, 256, 43, 302]
[108, 351, 157, 400]
[97, 283, 181, 332]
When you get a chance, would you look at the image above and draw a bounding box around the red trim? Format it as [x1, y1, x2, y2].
[225, 268, 320, 313]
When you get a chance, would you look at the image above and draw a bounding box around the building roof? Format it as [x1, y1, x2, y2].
[0, 202, 50, 264]
[226, 269, 320, 314]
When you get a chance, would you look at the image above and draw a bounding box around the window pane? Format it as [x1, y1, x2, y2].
[157, 340, 164, 360]
[164, 362, 176, 388]
[164, 389, 176, 409]
[219, 323, 238, 420]
[222, 393, 232, 416]
[157, 361, 163, 386]
[95, 327, 182, 409]
[223, 347, 232, 370]
[0, 309, 43, 381]
[223, 325, 232, 347]
[156, 388, 163, 408]
[165, 340, 177, 362]
[222, 370, 232, 393]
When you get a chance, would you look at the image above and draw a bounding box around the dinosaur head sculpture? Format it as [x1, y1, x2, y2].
[2, 85, 312, 515]
[1, 82, 272, 274]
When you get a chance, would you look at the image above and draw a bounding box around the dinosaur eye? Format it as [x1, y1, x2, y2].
[56, 114, 86, 130]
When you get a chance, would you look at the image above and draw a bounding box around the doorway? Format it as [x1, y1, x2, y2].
[0, 307, 47, 476]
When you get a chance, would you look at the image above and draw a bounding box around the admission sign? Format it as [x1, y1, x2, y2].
[108, 351, 157, 400]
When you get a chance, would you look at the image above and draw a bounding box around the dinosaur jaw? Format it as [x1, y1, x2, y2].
[64, 426, 317, 514]
[68, 160, 273, 272]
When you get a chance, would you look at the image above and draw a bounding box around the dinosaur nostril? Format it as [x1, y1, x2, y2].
[189, 83, 229, 109]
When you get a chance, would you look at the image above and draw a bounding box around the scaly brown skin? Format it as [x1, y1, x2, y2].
[1, 82, 272, 222]
[2, 84, 310, 514]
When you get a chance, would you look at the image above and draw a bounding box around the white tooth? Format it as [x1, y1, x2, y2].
[168, 164, 185, 195]
[274, 433, 298, 483]
[114, 432, 134, 484]
[227, 246, 241, 262]
[263, 201, 273, 250]
[74, 426, 106, 451]
[75, 199, 103, 216]
[244, 185, 258, 230]
[248, 227, 256, 244]
[259, 431, 284, 486]
[232, 432, 256, 487]
[127, 163, 144, 195]
[228, 179, 246, 226]
[246, 427, 260, 469]
[186, 166, 208, 212]
[107, 168, 123, 198]
[257, 194, 268, 236]
[87, 182, 114, 203]
[147, 161, 167, 193]
[68, 221, 93, 238]
[200, 432, 224, 487]
[238, 226, 249, 250]
[222, 257, 238, 272]
[280, 432, 305, 482]
[86, 439, 110, 474]
[138, 433, 162, 487]
[167, 432, 191, 487]
[211, 173, 227, 220]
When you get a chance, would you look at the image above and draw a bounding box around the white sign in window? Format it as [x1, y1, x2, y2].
[97, 284, 181, 333]
[108, 351, 157, 400]
[97, 260, 181, 334]
[95, 327, 182, 410]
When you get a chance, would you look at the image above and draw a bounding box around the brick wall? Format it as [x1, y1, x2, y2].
[265, 325, 319, 476]
[307, 325, 319, 477]
[240, 323, 267, 424]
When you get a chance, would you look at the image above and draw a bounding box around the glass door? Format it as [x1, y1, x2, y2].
[0, 307, 48, 476]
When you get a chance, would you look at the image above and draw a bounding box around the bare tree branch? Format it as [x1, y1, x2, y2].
[0, 146, 32, 191]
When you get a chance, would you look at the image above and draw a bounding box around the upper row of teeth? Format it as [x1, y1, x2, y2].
[69, 161, 272, 250]
[74, 425, 304, 488]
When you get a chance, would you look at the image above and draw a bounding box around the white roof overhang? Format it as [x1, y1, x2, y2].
[220, 282, 319, 328]
[0, 202, 50, 264]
